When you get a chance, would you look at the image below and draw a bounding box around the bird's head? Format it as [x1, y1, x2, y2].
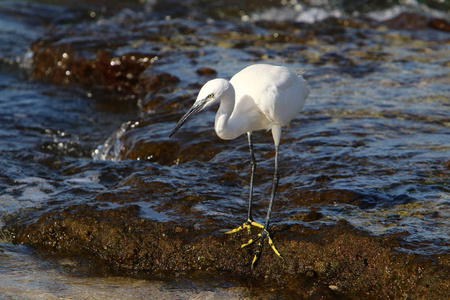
[169, 79, 231, 138]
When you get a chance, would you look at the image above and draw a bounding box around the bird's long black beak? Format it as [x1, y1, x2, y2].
[169, 99, 207, 138]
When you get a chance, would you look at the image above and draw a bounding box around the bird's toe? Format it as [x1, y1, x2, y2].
[225, 219, 264, 234]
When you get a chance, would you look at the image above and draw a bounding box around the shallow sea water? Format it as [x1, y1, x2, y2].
[0, 244, 250, 299]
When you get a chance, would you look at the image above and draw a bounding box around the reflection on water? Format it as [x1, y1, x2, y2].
[0, 243, 248, 299]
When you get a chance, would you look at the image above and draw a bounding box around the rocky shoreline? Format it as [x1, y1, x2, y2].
[2, 1, 449, 298]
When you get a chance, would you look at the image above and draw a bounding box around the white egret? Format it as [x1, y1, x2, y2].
[169, 64, 309, 267]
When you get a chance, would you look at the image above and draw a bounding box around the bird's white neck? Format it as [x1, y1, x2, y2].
[214, 84, 240, 140]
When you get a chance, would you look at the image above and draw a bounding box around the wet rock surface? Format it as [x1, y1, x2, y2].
[8, 204, 449, 299]
[1, 0, 449, 298]
[5, 151, 450, 298]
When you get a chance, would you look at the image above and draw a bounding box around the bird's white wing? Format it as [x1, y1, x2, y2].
[256, 65, 309, 126]
[230, 64, 309, 131]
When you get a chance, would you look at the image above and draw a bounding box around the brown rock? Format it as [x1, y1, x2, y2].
[8, 205, 449, 299]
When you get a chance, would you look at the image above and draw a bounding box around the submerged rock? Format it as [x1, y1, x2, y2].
[7, 203, 449, 299]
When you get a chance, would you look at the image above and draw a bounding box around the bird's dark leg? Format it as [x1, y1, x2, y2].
[247, 131, 256, 222]
[227, 129, 283, 268]
[225, 132, 264, 235]
[243, 144, 283, 268]
[265, 144, 279, 230]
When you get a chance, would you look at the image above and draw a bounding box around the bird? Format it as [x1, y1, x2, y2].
[169, 64, 309, 268]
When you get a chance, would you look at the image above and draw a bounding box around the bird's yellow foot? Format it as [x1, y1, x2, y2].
[241, 228, 283, 268]
[225, 219, 264, 234]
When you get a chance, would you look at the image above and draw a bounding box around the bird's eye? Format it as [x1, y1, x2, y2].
[207, 93, 214, 99]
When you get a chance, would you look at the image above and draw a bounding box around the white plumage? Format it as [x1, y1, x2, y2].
[169, 64, 310, 267]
